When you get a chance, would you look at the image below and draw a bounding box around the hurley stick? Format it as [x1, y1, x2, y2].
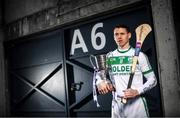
[121, 24, 152, 104]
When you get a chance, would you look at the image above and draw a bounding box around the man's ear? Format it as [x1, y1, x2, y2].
[128, 32, 132, 39]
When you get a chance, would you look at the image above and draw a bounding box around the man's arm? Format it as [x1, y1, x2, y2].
[136, 71, 157, 94]
[123, 53, 157, 99]
[136, 53, 157, 94]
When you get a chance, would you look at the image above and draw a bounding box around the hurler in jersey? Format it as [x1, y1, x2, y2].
[92, 24, 157, 118]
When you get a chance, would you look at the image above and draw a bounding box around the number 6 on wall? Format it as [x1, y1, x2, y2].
[91, 22, 106, 50]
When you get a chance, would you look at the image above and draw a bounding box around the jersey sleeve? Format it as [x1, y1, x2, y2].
[139, 52, 152, 73]
[136, 52, 157, 94]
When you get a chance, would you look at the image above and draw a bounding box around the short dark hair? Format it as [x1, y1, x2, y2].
[114, 24, 130, 33]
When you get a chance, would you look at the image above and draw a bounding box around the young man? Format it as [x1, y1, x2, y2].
[96, 24, 157, 117]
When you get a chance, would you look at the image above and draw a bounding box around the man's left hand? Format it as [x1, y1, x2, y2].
[123, 88, 139, 99]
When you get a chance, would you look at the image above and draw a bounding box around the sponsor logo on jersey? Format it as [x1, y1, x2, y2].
[107, 56, 133, 75]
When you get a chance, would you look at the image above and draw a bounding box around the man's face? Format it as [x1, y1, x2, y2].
[114, 27, 131, 49]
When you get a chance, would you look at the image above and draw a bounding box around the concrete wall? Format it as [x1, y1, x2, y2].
[4, 0, 59, 23]
[2, 0, 180, 116]
[151, 0, 180, 116]
[5, 0, 141, 39]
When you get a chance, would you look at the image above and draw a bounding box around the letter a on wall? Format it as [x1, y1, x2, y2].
[70, 29, 88, 55]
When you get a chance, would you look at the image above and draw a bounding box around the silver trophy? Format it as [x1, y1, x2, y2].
[90, 53, 115, 107]
[90, 54, 107, 79]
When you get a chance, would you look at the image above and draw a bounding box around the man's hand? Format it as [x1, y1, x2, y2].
[97, 80, 114, 94]
[123, 88, 139, 99]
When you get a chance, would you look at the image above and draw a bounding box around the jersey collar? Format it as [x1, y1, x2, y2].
[117, 46, 131, 53]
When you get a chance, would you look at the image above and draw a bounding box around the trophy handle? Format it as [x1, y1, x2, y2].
[89, 55, 97, 69]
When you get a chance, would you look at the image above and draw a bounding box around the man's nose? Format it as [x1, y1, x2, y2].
[117, 36, 121, 39]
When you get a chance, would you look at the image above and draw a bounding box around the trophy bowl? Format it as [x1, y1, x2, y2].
[90, 54, 107, 70]
[90, 54, 107, 79]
